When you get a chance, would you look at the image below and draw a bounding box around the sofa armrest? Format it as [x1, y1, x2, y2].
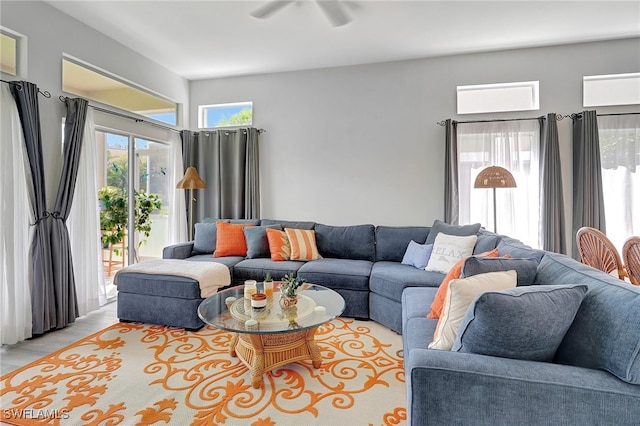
[406, 349, 640, 426]
[162, 242, 195, 259]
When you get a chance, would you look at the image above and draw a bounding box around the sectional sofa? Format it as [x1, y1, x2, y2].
[154, 218, 640, 425]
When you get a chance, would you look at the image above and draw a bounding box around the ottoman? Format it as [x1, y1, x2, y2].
[115, 259, 231, 330]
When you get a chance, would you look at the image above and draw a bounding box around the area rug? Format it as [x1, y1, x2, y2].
[0, 319, 406, 426]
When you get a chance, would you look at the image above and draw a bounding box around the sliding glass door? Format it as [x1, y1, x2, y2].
[96, 130, 170, 277]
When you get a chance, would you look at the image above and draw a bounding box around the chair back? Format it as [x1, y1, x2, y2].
[575, 227, 627, 280]
[622, 236, 640, 286]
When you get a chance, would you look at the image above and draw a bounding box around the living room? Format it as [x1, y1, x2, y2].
[1, 1, 639, 425]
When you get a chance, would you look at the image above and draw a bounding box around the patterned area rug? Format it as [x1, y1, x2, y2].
[1, 319, 406, 425]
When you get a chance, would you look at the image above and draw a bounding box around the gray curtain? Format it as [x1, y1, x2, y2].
[49, 98, 88, 328]
[181, 128, 260, 222]
[444, 119, 459, 224]
[539, 113, 566, 254]
[10, 82, 55, 334]
[572, 110, 606, 258]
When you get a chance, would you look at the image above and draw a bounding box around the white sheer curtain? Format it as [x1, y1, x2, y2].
[168, 132, 187, 244]
[1, 83, 32, 344]
[597, 114, 640, 253]
[457, 120, 540, 247]
[68, 109, 107, 314]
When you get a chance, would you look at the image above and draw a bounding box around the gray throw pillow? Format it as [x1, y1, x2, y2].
[452, 284, 588, 362]
[425, 219, 481, 245]
[461, 256, 539, 286]
[244, 224, 282, 259]
[193, 222, 218, 253]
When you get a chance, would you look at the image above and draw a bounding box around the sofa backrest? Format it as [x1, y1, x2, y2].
[537, 252, 640, 385]
[375, 226, 431, 262]
[314, 223, 376, 262]
[496, 235, 546, 261]
[260, 219, 315, 230]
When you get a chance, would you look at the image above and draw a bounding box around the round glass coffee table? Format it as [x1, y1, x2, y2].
[198, 283, 345, 388]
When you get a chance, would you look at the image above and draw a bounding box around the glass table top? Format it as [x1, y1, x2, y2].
[198, 283, 345, 334]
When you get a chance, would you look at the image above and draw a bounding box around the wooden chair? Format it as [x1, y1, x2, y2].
[622, 236, 640, 286]
[575, 227, 627, 280]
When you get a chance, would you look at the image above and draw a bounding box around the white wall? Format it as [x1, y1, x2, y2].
[1, 1, 189, 207]
[190, 38, 640, 235]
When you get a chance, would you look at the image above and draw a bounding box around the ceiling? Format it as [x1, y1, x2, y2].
[45, 1, 640, 81]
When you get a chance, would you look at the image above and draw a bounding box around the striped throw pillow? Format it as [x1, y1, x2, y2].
[266, 228, 291, 261]
[285, 228, 322, 261]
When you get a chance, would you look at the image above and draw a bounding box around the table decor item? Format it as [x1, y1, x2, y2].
[251, 293, 267, 309]
[263, 272, 274, 296]
[280, 272, 306, 307]
[244, 280, 257, 299]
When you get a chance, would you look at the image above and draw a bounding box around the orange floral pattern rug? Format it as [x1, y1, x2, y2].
[1, 319, 406, 425]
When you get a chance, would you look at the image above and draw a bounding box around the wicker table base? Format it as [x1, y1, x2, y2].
[230, 327, 322, 388]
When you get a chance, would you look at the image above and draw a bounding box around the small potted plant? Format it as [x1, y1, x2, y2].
[280, 272, 306, 307]
[263, 272, 274, 296]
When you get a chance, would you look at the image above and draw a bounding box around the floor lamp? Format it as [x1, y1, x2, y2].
[473, 166, 516, 233]
[176, 166, 207, 241]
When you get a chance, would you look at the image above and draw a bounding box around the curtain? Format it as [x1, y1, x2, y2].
[457, 120, 540, 246]
[168, 131, 187, 244]
[539, 113, 566, 254]
[181, 128, 261, 223]
[49, 97, 87, 327]
[10, 81, 56, 335]
[1, 83, 32, 344]
[444, 119, 459, 225]
[572, 110, 606, 258]
[596, 114, 639, 252]
[68, 108, 107, 314]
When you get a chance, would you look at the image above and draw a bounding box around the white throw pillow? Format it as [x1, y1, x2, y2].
[425, 233, 478, 274]
[428, 270, 517, 350]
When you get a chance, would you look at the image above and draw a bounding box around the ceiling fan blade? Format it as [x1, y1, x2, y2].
[316, 0, 352, 27]
[250, 0, 294, 19]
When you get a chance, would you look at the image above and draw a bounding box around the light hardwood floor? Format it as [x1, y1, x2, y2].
[0, 301, 119, 376]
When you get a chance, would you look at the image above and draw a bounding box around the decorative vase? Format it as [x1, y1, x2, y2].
[280, 287, 298, 307]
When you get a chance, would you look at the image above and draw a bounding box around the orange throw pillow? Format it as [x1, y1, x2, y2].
[427, 248, 499, 319]
[285, 228, 322, 261]
[213, 221, 255, 257]
[266, 228, 291, 261]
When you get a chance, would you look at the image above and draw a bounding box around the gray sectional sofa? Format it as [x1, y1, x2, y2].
[156, 218, 640, 425]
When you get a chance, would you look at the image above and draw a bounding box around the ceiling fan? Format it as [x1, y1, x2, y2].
[250, 1, 353, 27]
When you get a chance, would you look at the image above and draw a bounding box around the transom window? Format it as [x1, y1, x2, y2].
[198, 102, 253, 129]
[62, 57, 178, 126]
[0, 27, 25, 77]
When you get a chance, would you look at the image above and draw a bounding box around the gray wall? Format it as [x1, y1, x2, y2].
[191, 38, 640, 238]
[1, 1, 189, 207]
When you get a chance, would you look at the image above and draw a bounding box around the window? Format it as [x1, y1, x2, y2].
[598, 114, 640, 252]
[1, 27, 26, 77]
[198, 102, 253, 128]
[62, 57, 178, 126]
[457, 81, 539, 115]
[457, 120, 540, 247]
[584, 73, 640, 107]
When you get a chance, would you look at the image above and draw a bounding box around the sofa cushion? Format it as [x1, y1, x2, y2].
[375, 226, 431, 262]
[260, 219, 315, 230]
[315, 223, 376, 262]
[213, 221, 255, 257]
[539, 253, 640, 385]
[266, 228, 291, 261]
[285, 228, 321, 261]
[232, 258, 306, 282]
[116, 272, 201, 299]
[425, 220, 481, 245]
[497, 235, 545, 261]
[401, 240, 433, 269]
[370, 262, 445, 302]
[297, 258, 372, 291]
[473, 231, 501, 254]
[244, 224, 282, 259]
[193, 222, 218, 254]
[426, 233, 477, 273]
[461, 256, 539, 286]
[427, 249, 500, 319]
[429, 270, 517, 351]
[453, 284, 587, 362]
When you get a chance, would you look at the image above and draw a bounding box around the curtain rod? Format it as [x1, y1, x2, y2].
[569, 111, 640, 119]
[1, 79, 51, 98]
[59, 95, 267, 135]
[436, 115, 558, 126]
